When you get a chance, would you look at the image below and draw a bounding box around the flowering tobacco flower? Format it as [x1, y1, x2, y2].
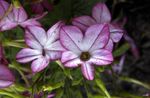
[0, 0, 45, 31]
[0, 44, 15, 88]
[72, 3, 124, 51]
[16, 21, 65, 73]
[60, 24, 113, 80]
[31, 0, 53, 14]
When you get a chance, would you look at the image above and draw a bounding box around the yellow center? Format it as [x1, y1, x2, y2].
[80, 52, 91, 61]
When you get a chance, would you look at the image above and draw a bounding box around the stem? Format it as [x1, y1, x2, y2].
[0, 90, 24, 98]
[9, 63, 30, 87]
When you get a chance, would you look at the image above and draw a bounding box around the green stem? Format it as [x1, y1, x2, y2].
[0, 90, 24, 98]
[120, 76, 150, 90]
[9, 63, 30, 87]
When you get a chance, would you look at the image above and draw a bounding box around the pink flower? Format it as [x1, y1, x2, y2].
[31, 0, 53, 14]
[0, 0, 46, 31]
[47, 93, 55, 98]
[60, 24, 113, 80]
[72, 3, 124, 51]
[16, 21, 65, 73]
[0, 44, 15, 88]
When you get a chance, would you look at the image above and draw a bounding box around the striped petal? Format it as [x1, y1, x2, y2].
[64, 58, 81, 68]
[72, 16, 96, 32]
[81, 62, 94, 80]
[61, 51, 79, 63]
[31, 57, 49, 73]
[47, 21, 64, 44]
[11, 7, 28, 23]
[0, 18, 17, 31]
[60, 26, 83, 54]
[109, 24, 123, 43]
[83, 24, 110, 51]
[0, 0, 9, 18]
[90, 49, 113, 65]
[92, 3, 111, 23]
[104, 39, 114, 52]
[25, 26, 47, 49]
[16, 48, 41, 63]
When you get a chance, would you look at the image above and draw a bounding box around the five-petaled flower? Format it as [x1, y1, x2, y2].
[16, 21, 65, 73]
[72, 3, 124, 51]
[0, 44, 15, 88]
[0, 0, 46, 31]
[60, 24, 113, 80]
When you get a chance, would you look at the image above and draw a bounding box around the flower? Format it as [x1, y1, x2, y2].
[72, 3, 124, 51]
[47, 93, 55, 98]
[0, 44, 15, 88]
[31, 0, 53, 14]
[16, 21, 65, 73]
[60, 24, 113, 80]
[0, 0, 46, 31]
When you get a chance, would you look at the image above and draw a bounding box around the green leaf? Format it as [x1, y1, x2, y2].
[113, 43, 130, 57]
[43, 82, 64, 92]
[3, 39, 26, 48]
[95, 79, 111, 98]
[120, 76, 150, 90]
[0, 90, 25, 98]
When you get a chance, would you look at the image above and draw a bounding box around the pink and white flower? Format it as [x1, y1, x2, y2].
[72, 3, 124, 51]
[16, 21, 65, 73]
[60, 24, 113, 80]
[0, 0, 45, 31]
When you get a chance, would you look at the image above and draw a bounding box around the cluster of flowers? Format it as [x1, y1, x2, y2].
[0, 0, 123, 89]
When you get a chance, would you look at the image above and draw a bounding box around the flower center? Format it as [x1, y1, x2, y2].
[80, 52, 91, 61]
[42, 49, 46, 56]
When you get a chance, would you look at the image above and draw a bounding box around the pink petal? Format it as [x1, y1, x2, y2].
[109, 24, 123, 42]
[46, 51, 62, 60]
[11, 7, 28, 23]
[60, 26, 83, 54]
[72, 16, 96, 31]
[47, 93, 55, 98]
[16, 48, 41, 63]
[110, 32, 123, 43]
[64, 58, 81, 68]
[47, 21, 64, 44]
[104, 39, 114, 52]
[21, 19, 41, 28]
[33, 12, 48, 20]
[0, 18, 17, 31]
[81, 62, 94, 80]
[45, 41, 65, 51]
[0, 64, 15, 88]
[45, 41, 66, 60]
[0, 0, 9, 18]
[90, 49, 113, 65]
[31, 57, 49, 73]
[25, 26, 47, 49]
[83, 24, 110, 51]
[61, 51, 79, 63]
[92, 3, 111, 23]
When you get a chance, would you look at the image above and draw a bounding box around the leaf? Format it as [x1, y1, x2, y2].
[113, 43, 130, 57]
[95, 79, 111, 98]
[43, 82, 64, 92]
[120, 76, 150, 90]
[3, 39, 26, 48]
